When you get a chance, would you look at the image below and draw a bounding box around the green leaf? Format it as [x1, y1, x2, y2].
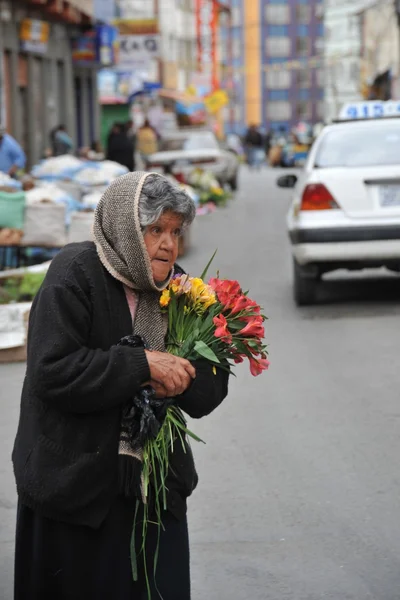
[194, 340, 221, 363]
[200, 249, 218, 280]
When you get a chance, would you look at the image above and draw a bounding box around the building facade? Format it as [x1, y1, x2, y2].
[360, 0, 400, 100]
[0, 0, 101, 167]
[323, 0, 371, 122]
[261, 0, 324, 133]
[222, 0, 324, 135]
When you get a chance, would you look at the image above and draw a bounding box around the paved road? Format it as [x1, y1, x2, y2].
[1, 167, 400, 599]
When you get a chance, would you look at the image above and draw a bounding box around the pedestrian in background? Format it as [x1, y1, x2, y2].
[0, 125, 26, 176]
[136, 119, 158, 167]
[12, 171, 229, 600]
[264, 129, 272, 160]
[51, 125, 74, 156]
[244, 124, 265, 169]
[106, 123, 134, 171]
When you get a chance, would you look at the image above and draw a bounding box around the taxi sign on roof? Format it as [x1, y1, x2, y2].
[339, 101, 400, 121]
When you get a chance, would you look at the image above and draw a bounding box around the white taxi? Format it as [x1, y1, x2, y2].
[277, 101, 400, 305]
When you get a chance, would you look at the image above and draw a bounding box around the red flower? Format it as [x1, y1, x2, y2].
[249, 357, 270, 376]
[239, 319, 265, 339]
[209, 278, 241, 309]
[229, 295, 253, 315]
[213, 314, 232, 342]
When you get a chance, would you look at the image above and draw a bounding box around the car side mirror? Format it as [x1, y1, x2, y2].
[276, 174, 298, 188]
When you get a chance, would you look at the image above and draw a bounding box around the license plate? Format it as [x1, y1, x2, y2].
[379, 185, 400, 207]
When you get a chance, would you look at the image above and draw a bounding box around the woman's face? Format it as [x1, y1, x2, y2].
[143, 210, 183, 283]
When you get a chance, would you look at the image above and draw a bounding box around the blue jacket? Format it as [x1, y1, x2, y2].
[0, 134, 26, 173]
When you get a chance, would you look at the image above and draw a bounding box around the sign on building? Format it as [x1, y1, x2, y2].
[20, 19, 50, 54]
[195, 0, 218, 91]
[118, 34, 160, 70]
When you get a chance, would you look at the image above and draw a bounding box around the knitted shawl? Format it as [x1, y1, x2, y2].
[93, 171, 173, 497]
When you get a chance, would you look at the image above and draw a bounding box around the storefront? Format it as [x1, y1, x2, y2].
[0, 1, 103, 168]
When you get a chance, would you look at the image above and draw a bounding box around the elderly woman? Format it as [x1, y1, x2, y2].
[13, 172, 229, 600]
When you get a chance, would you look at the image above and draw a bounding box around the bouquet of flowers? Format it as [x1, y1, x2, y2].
[132, 256, 269, 596]
[188, 168, 231, 207]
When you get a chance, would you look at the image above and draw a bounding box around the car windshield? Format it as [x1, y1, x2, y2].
[314, 124, 400, 168]
[161, 133, 218, 152]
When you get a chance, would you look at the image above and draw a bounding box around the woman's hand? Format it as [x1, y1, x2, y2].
[145, 351, 196, 397]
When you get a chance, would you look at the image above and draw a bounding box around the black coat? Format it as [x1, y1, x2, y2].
[12, 242, 229, 528]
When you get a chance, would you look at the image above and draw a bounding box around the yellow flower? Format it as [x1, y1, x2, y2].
[160, 289, 171, 308]
[188, 278, 216, 311]
[189, 277, 205, 300]
[211, 186, 223, 196]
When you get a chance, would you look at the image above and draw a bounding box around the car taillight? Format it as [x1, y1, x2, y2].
[301, 184, 339, 211]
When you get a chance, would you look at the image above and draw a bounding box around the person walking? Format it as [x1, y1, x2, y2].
[106, 123, 135, 171]
[136, 119, 158, 167]
[0, 125, 26, 176]
[13, 171, 229, 600]
[244, 124, 264, 169]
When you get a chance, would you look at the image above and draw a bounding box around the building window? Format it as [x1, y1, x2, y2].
[297, 101, 311, 120]
[317, 101, 325, 120]
[265, 68, 291, 89]
[296, 69, 310, 87]
[266, 37, 291, 57]
[298, 88, 310, 101]
[296, 5, 310, 23]
[234, 103, 242, 123]
[297, 24, 309, 37]
[267, 101, 291, 121]
[265, 5, 289, 25]
[296, 37, 309, 57]
[267, 25, 289, 37]
[268, 89, 289, 101]
[232, 37, 241, 59]
[231, 6, 241, 27]
[316, 69, 325, 87]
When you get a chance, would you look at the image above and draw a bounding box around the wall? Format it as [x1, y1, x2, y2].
[68, 0, 94, 18]
[244, 0, 261, 127]
[0, 6, 101, 166]
[0, 18, 76, 166]
[159, 0, 196, 91]
[324, 0, 370, 122]
[261, 0, 324, 132]
[361, 0, 399, 95]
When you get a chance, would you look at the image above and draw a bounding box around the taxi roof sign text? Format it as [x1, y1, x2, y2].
[339, 101, 400, 121]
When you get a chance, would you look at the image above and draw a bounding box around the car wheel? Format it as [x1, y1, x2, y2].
[229, 172, 238, 191]
[293, 259, 319, 306]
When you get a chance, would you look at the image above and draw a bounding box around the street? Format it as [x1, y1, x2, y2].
[1, 167, 400, 599]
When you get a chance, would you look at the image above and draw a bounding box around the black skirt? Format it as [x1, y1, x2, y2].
[14, 497, 190, 600]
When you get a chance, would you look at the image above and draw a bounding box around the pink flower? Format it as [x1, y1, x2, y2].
[213, 314, 232, 342]
[249, 357, 270, 377]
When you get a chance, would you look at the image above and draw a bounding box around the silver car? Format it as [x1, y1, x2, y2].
[147, 130, 240, 190]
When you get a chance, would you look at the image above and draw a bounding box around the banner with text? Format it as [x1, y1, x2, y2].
[196, 0, 218, 91]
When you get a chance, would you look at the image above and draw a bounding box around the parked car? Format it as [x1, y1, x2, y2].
[278, 101, 400, 305]
[147, 130, 240, 190]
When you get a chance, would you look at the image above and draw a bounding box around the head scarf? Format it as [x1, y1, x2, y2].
[93, 171, 173, 351]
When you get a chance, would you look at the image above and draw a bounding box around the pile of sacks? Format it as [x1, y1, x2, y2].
[31, 155, 129, 189]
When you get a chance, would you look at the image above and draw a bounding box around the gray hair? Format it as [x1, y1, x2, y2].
[138, 174, 196, 230]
